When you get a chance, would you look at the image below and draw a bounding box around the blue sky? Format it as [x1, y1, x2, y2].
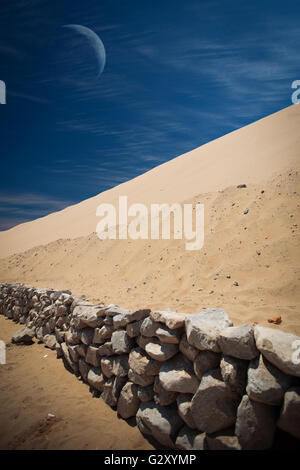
[0, 0, 299, 230]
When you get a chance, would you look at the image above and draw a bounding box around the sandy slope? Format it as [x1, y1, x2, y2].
[0, 315, 154, 450]
[0, 104, 300, 258]
[0, 104, 299, 335]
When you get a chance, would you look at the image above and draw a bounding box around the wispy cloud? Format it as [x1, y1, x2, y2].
[0, 192, 74, 231]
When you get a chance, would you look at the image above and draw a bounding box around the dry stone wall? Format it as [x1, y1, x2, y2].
[0, 282, 300, 450]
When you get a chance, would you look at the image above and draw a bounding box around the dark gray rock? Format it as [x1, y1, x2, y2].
[246, 354, 292, 405]
[235, 395, 277, 449]
[277, 386, 300, 439]
[191, 368, 239, 433]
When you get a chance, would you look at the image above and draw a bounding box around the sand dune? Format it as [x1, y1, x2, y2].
[0, 104, 299, 258]
[0, 104, 299, 335]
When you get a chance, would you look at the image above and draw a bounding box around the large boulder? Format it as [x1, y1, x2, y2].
[185, 309, 233, 352]
[145, 340, 178, 362]
[43, 334, 57, 350]
[113, 309, 150, 328]
[128, 347, 161, 376]
[150, 310, 186, 330]
[85, 346, 100, 367]
[246, 354, 292, 405]
[218, 323, 259, 360]
[235, 395, 277, 450]
[12, 327, 34, 344]
[191, 368, 239, 433]
[277, 386, 300, 439]
[111, 330, 135, 354]
[254, 325, 300, 377]
[136, 402, 183, 448]
[87, 366, 106, 391]
[117, 381, 140, 419]
[72, 304, 105, 328]
[159, 353, 200, 393]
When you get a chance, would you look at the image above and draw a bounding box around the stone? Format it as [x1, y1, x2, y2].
[111, 330, 135, 354]
[128, 347, 161, 376]
[150, 310, 186, 330]
[159, 353, 200, 393]
[206, 428, 241, 450]
[75, 343, 87, 358]
[87, 367, 105, 392]
[117, 382, 140, 419]
[78, 358, 90, 381]
[246, 354, 292, 405]
[104, 305, 130, 317]
[93, 325, 114, 344]
[179, 333, 198, 361]
[136, 335, 153, 350]
[72, 305, 105, 328]
[101, 355, 129, 378]
[43, 334, 57, 350]
[80, 327, 95, 346]
[136, 402, 183, 448]
[126, 319, 144, 338]
[155, 324, 182, 344]
[277, 386, 300, 439]
[12, 327, 34, 344]
[140, 317, 160, 337]
[101, 376, 127, 407]
[218, 323, 259, 360]
[193, 350, 221, 379]
[137, 385, 154, 403]
[235, 395, 277, 450]
[175, 426, 207, 450]
[186, 308, 233, 352]
[113, 308, 150, 328]
[85, 346, 99, 367]
[65, 327, 82, 345]
[61, 342, 79, 374]
[220, 355, 248, 395]
[153, 377, 178, 406]
[254, 325, 300, 377]
[191, 368, 239, 433]
[68, 344, 79, 362]
[128, 369, 155, 387]
[145, 340, 178, 362]
[176, 394, 196, 429]
[98, 342, 114, 356]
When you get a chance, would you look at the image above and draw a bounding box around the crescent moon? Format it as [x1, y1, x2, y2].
[63, 24, 106, 77]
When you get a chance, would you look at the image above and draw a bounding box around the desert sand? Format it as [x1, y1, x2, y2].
[0, 105, 300, 450]
[0, 104, 299, 334]
[0, 315, 154, 450]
